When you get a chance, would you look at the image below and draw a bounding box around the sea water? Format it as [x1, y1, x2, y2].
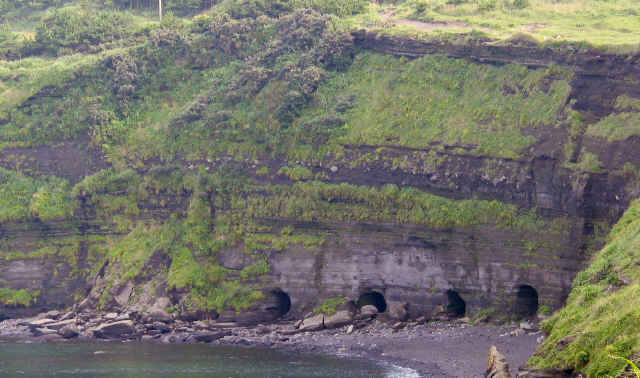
[0, 340, 421, 377]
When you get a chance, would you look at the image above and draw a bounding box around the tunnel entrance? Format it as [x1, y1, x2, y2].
[356, 291, 387, 313]
[514, 285, 538, 318]
[445, 290, 466, 318]
[265, 289, 291, 319]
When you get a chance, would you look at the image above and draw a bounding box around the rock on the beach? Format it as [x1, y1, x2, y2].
[510, 329, 526, 337]
[485, 345, 513, 378]
[46, 310, 61, 320]
[46, 319, 76, 330]
[142, 311, 173, 324]
[346, 324, 354, 334]
[194, 330, 233, 343]
[360, 305, 378, 319]
[520, 322, 539, 332]
[58, 324, 79, 339]
[391, 322, 406, 331]
[33, 328, 58, 337]
[256, 324, 271, 334]
[26, 318, 56, 331]
[105, 312, 119, 320]
[299, 314, 324, 332]
[59, 312, 76, 321]
[148, 322, 171, 333]
[387, 302, 409, 322]
[93, 320, 135, 338]
[432, 306, 445, 317]
[324, 310, 353, 329]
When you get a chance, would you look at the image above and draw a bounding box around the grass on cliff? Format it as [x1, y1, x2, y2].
[0, 287, 39, 307]
[308, 53, 572, 158]
[530, 198, 640, 377]
[377, 0, 640, 52]
[0, 168, 75, 221]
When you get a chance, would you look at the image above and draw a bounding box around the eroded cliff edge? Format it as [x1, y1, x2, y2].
[1, 22, 639, 332]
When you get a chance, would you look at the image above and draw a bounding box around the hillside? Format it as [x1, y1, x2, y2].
[0, 1, 640, 375]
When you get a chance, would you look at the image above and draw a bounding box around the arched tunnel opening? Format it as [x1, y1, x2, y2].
[265, 289, 291, 319]
[445, 290, 466, 318]
[514, 285, 539, 318]
[356, 291, 387, 313]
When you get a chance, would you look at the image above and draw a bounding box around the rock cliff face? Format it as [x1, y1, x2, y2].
[1, 34, 640, 322]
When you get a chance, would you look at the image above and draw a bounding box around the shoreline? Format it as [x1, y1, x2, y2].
[0, 312, 542, 377]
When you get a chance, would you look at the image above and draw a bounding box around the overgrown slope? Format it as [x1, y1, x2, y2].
[530, 198, 640, 377]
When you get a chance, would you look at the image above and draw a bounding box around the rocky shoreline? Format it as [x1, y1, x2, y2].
[0, 305, 567, 378]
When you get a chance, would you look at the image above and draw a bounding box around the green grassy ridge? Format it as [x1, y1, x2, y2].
[237, 181, 574, 235]
[530, 198, 640, 376]
[371, 0, 640, 53]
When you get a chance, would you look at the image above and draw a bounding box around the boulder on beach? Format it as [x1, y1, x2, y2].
[59, 311, 76, 321]
[46, 319, 76, 330]
[387, 302, 409, 322]
[148, 322, 171, 333]
[25, 318, 56, 331]
[299, 314, 324, 332]
[33, 328, 58, 337]
[360, 305, 378, 319]
[142, 311, 173, 324]
[93, 320, 135, 338]
[324, 310, 353, 329]
[58, 324, 79, 339]
[193, 330, 233, 342]
[485, 345, 513, 378]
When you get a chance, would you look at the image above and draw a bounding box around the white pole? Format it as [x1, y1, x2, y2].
[159, 0, 163, 21]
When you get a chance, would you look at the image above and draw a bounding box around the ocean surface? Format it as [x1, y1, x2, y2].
[0, 339, 421, 377]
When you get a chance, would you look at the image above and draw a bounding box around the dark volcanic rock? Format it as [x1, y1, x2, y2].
[93, 320, 135, 338]
[323, 311, 353, 330]
[360, 305, 378, 319]
[387, 302, 409, 322]
[193, 330, 233, 343]
[58, 324, 79, 339]
[299, 314, 324, 332]
[142, 311, 173, 324]
[33, 328, 58, 337]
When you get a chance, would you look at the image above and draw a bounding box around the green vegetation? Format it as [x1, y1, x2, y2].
[377, 0, 640, 51]
[530, 199, 640, 376]
[314, 295, 347, 315]
[0, 287, 39, 307]
[586, 95, 640, 142]
[314, 53, 572, 158]
[0, 168, 75, 221]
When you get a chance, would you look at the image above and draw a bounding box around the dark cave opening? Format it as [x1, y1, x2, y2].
[265, 289, 291, 319]
[445, 290, 466, 318]
[514, 285, 539, 318]
[356, 291, 387, 313]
